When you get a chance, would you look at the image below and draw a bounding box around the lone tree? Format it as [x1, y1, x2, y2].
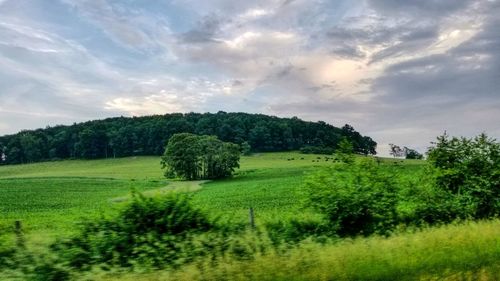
[403, 147, 423, 159]
[389, 143, 404, 158]
[161, 133, 240, 180]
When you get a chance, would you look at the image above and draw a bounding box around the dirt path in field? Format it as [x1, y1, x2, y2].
[111, 180, 208, 202]
[146, 180, 208, 194]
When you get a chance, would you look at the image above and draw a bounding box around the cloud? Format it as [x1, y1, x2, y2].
[367, 0, 472, 17]
[179, 13, 223, 44]
[0, 0, 498, 155]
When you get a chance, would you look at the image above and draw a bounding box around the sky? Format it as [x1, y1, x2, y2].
[0, 0, 499, 155]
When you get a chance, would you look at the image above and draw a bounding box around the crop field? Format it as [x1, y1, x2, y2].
[0, 153, 339, 236]
[0, 152, 424, 238]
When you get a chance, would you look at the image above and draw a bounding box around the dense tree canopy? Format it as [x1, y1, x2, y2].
[0, 112, 377, 165]
[404, 147, 423, 160]
[161, 133, 240, 180]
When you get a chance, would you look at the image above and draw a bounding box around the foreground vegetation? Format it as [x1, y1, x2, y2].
[1, 133, 499, 280]
[123, 220, 500, 281]
[2, 207, 499, 280]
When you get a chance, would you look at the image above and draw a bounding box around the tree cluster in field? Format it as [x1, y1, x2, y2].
[389, 143, 424, 159]
[161, 133, 240, 180]
[306, 133, 500, 236]
[0, 112, 377, 165]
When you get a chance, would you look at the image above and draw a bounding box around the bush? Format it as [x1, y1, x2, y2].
[427, 133, 500, 219]
[55, 192, 218, 270]
[265, 219, 335, 245]
[397, 167, 470, 225]
[305, 158, 399, 236]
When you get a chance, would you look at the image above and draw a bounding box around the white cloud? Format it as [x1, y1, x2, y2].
[105, 94, 183, 116]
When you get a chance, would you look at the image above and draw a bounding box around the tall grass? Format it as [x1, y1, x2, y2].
[93, 220, 500, 281]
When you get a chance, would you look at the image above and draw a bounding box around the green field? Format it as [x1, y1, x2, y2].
[0, 153, 427, 235]
[0, 153, 352, 233]
[1, 153, 499, 280]
[0, 152, 349, 236]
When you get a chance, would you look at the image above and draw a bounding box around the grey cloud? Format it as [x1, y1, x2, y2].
[179, 14, 224, 44]
[330, 44, 365, 59]
[367, 0, 471, 17]
[369, 24, 439, 63]
[232, 80, 244, 87]
[373, 2, 500, 102]
[324, 21, 440, 62]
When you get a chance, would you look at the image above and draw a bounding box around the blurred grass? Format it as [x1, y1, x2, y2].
[93, 220, 500, 281]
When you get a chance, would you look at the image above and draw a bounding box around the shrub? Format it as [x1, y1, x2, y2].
[54, 192, 217, 270]
[265, 219, 335, 245]
[305, 158, 399, 236]
[427, 133, 500, 219]
[397, 167, 470, 225]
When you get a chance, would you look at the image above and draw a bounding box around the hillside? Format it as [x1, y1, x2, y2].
[0, 112, 376, 165]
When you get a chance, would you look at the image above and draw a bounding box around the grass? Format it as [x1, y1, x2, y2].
[0, 156, 164, 180]
[1, 153, 498, 280]
[192, 166, 321, 224]
[193, 153, 425, 225]
[0, 178, 165, 244]
[89, 219, 500, 281]
[0, 153, 425, 237]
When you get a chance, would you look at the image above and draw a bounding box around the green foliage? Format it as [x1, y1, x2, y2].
[341, 124, 377, 155]
[299, 145, 335, 155]
[397, 167, 468, 225]
[240, 141, 252, 156]
[404, 147, 423, 159]
[164, 220, 500, 281]
[427, 133, 500, 219]
[305, 158, 398, 236]
[161, 133, 240, 180]
[336, 137, 355, 163]
[55, 192, 217, 269]
[265, 218, 334, 245]
[0, 232, 17, 270]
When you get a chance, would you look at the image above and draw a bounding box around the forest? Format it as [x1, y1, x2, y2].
[0, 112, 377, 165]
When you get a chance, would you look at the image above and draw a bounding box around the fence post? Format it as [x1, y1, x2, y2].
[14, 220, 25, 248]
[249, 207, 255, 229]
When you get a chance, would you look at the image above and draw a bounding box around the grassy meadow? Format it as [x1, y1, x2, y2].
[1, 152, 499, 280]
[0, 152, 351, 236]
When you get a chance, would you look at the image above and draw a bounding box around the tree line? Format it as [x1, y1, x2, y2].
[0, 112, 377, 165]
